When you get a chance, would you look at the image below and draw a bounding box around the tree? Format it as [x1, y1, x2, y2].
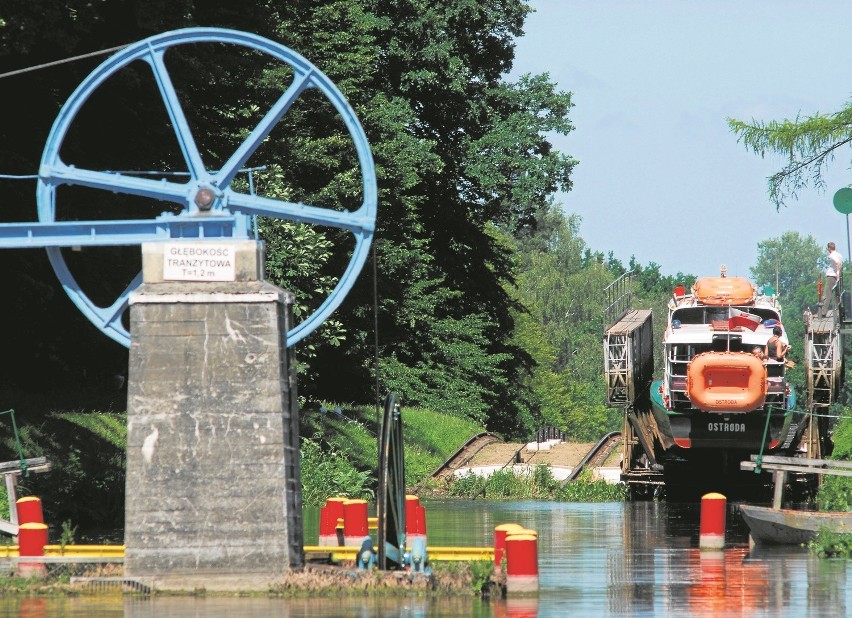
[510, 209, 622, 440]
[727, 105, 852, 208]
[750, 232, 822, 305]
[300, 1, 577, 431]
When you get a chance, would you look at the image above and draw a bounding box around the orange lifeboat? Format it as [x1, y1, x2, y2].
[686, 352, 767, 412]
[692, 277, 755, 306]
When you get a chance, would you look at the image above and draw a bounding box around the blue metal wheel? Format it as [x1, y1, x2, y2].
[37, 28, 376, 347]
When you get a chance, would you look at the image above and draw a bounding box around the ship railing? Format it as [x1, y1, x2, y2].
[603, 271, 634, 331]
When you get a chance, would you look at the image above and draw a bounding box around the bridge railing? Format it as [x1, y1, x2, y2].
[534, 426, 566, 443]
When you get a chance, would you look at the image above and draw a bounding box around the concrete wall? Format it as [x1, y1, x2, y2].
[124, 279, 302, 591]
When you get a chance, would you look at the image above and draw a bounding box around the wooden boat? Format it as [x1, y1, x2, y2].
[686, 351, 767, 412]
[740, 504, 852, 546]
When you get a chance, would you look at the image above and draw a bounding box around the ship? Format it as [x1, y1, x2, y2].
[651, 269, 800, 454]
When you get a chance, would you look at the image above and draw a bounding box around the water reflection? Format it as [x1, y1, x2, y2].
[5, 500, 852, 616]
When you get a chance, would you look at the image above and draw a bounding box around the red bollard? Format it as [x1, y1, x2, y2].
[405, 495, 420, 537]
[16, 496, 44, 525]
[319, 497, 347, 546]
[343, 499, 369, 547]
[17, 522, 48, 579]
[406, 495, 428, 546]
[494, 523, 524, 572]
[417, 504, 427, 542]
[700, 492, 727, 550]
[505, 533, 539, 593]
[318, 506, 331, 546]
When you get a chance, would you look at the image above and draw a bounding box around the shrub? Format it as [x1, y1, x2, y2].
[810, 528, 852, 557]
[816, 407, 852, 512]
[300, 435, 374, 506]
[555, 471, 628, 502]
[447, 471, 487, 499]
[445, 465, 626, 502]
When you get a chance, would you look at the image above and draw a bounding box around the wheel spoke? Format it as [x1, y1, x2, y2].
[144, 49, 207, 179]
[102, 271, 143, 327]
[216, 70, 313, 188]
[46, 247, 134, 346]
[226, 191, 374, 235]
[41, 164, 189, 205]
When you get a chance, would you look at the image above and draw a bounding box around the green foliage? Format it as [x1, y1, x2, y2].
[447, 471, 488, 499]
[55, 412, 126, 450]
[728, 105, 852, 208]
[447, 465, 626, 502]
[829, 410, 852, 459]
[810, 528, 852, 557]
[467, 560, 495, 594]
[816, 475, 852, 513]
[400, 407, 487, 483]
[430, 560, 495, 596]
[508, 208, 689, 440]
[301, 403, 486, 491]
[816, 409, 852, 512]
[0, 485, 8, 523]
[295, 0, 576, 433]
[554, 470, 628, 502]
[751, 232, 823, 301]
[58, 520, 77, 552]
[300, 435, 374, 507]
[1, 411, 126, 530]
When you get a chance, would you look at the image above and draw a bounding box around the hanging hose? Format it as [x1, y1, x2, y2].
[0, 409, 28, 477]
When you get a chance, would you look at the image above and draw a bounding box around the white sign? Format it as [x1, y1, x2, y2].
[163, 243, 236, 282]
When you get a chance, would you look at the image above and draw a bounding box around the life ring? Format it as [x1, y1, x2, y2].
[686, 351, 767, 412]
[692, 277, 756, 306]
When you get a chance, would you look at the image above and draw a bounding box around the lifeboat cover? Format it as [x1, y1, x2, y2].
[686, 351, 767, 412]
[692, 277, 755, 306]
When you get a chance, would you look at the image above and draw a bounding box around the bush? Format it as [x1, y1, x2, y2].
[446, 465, 626, 502]
[300, 435, 374, 506]
[555, 470, 628, 502]
[810, 528, 852, 557]
[816, 407, 852, 512]
[816, 475, 852, 512]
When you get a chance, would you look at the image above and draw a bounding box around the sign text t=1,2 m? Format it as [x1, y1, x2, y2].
[163, 243, 236, 282]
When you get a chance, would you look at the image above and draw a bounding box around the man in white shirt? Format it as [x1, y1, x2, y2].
[822, 241, 843, 315]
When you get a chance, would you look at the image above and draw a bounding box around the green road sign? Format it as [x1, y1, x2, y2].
[833, 187, 852, 214]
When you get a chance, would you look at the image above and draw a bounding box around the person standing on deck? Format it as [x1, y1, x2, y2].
[822, 241, 843, 315]
[765, 326, 788, 362]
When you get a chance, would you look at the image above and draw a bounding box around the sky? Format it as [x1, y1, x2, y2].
[511, 1, 852, 281]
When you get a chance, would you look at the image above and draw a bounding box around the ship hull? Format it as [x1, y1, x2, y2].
[650, 380, 796, 451]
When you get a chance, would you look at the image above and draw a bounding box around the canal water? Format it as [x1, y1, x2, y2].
[2, 499, 850, 616]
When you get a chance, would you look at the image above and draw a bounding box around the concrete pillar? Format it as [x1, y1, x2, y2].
[124, 240, 302, 591]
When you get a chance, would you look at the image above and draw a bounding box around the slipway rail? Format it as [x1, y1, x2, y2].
[428, 432, 503, 481]
[561, 431, 621, 485]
